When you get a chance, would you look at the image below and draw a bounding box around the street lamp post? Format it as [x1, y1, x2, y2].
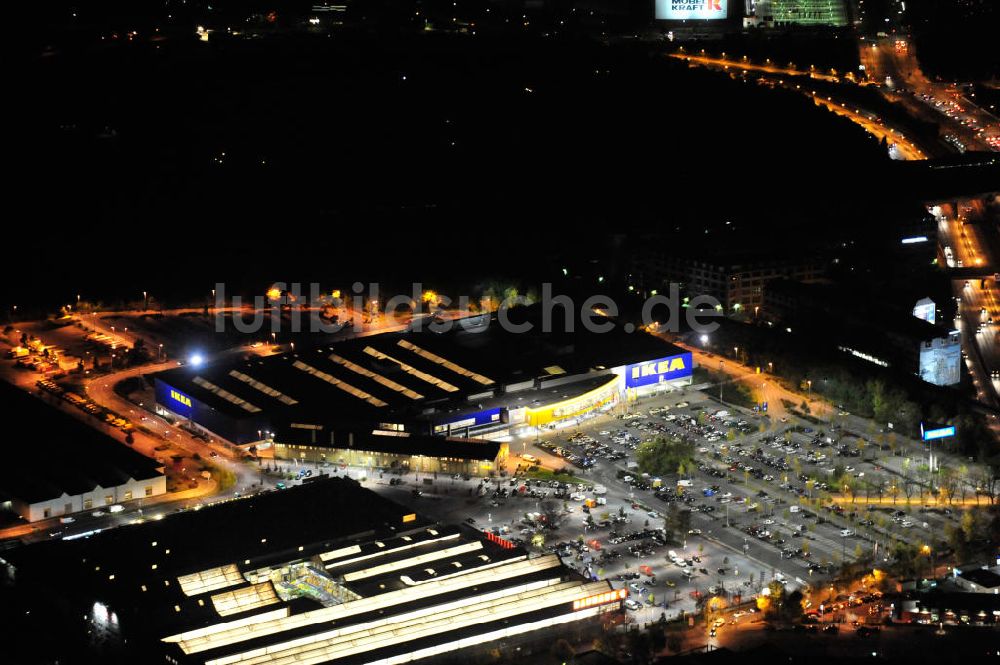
[719, 360, 725, 402]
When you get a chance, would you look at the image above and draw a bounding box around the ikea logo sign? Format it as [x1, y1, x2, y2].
[170, 390, 192, 408]
[624, 352, 692, 388]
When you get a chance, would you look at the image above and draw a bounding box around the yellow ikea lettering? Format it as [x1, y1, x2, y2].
[631, 356, 686, 380]
[171, 390, 192, 408]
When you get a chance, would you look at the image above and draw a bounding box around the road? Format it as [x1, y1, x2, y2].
[934, 202, 1000, 438]
[670, 52, 848, 84]
[671, 52, 926, 160]
[860, 37, 1000, 153]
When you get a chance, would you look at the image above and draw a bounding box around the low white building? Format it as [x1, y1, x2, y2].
[11, 474, 167, 522]
[0, 386, 167, 523]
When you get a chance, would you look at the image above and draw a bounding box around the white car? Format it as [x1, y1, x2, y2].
[108, 504, 125, 513]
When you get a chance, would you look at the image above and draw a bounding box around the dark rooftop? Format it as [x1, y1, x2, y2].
[2, 477, 429, 628]
[0, 383, 164, 504]
[153, 305, 685, 426]
[958, 567, 1000, 589]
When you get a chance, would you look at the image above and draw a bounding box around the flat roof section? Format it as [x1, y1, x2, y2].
[153, 305, 687, 435]
[4, 478, 619, 665]
[0, 383, 164, 505]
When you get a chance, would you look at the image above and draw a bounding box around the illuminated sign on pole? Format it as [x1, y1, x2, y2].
[655, 0, 728, 20]
[920, 423, 956, 441]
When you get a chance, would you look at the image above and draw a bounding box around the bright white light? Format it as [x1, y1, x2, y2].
[700, 335, 709, 345]
[189, 353, 204, 367]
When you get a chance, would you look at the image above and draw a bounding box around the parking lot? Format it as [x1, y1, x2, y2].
[356, 381, 975, 626]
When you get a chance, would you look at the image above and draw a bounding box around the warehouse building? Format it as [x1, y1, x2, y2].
[153, 306, 694, 456]
[0, 477, 624, 664]
[272, 428, 507, 476]
[0, 384, 166, 522]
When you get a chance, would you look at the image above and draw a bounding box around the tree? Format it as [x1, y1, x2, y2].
[664, 502, 691, 540]
[960, 510, 976, 542]
[540, 500, 566, 530]
[784, 589, 805, 621]
[956, 465, 969, 503]
[635, 437, 695, 478]
[550, 638, 575, 664]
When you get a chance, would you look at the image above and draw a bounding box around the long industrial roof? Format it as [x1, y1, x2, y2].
[4, 478, 618, 664]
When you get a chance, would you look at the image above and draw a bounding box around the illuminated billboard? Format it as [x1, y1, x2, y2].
[656, 0, 728, 20]
[921, 423, 956, 441]
[624, 352, 693, 388]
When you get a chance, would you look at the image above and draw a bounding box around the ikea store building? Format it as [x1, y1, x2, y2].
[153, 305, 694, 470]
